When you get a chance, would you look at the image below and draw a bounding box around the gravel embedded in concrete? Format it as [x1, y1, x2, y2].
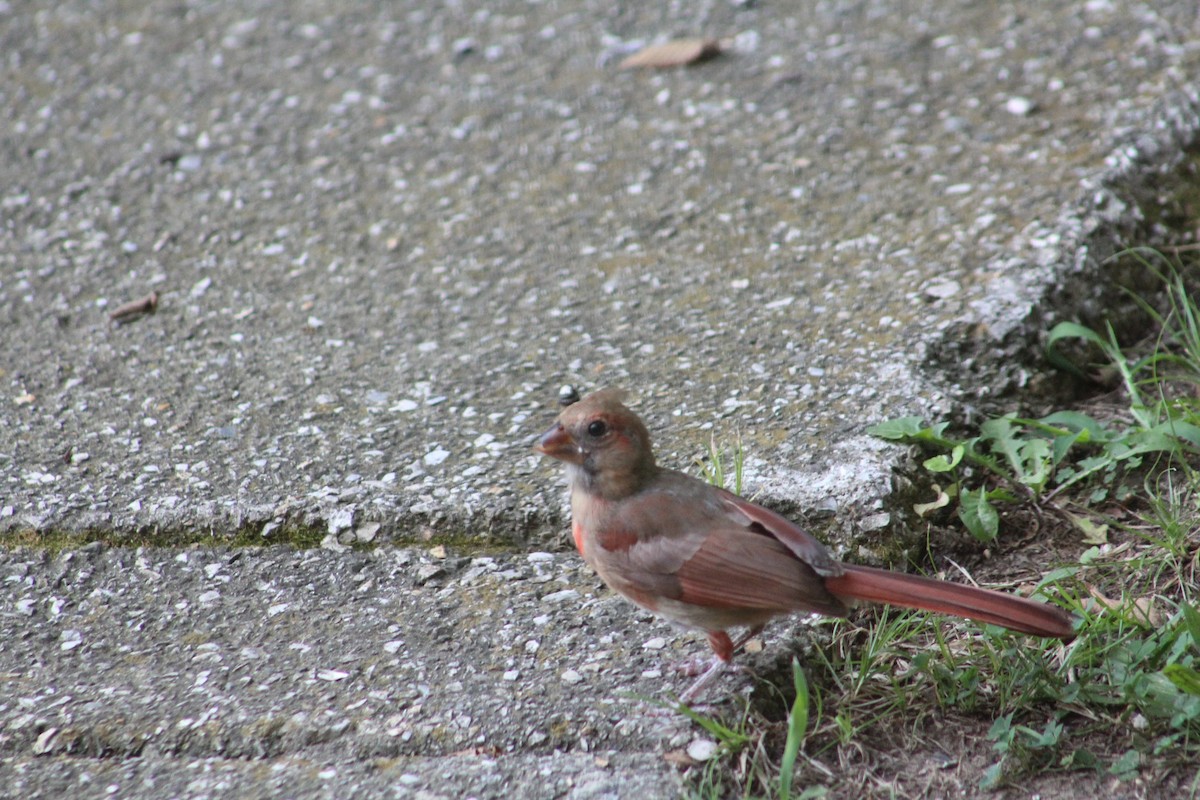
[1, 0, 1197, 544]
[2, 0, 1199, 796]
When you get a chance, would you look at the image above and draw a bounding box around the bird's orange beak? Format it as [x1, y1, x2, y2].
[535, 423, 582, 464]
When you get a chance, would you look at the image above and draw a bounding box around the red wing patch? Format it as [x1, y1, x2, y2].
[596, 527, 638, 553]
[573, 523, 637, 557]
[571, 520, 585, 556]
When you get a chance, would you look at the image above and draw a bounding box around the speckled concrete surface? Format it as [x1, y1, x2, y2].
[1, 0, 1198, 796]
[2, 0, 1197, 544]
[0, 544, 696, 798]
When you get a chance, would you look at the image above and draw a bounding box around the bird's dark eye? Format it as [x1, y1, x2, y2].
[586, 420, 608, 438]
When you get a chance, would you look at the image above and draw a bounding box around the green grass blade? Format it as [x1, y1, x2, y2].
[779, 658, 810, 800]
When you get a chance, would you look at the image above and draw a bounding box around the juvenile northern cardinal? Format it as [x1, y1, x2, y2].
[535, 388, 1076, 701]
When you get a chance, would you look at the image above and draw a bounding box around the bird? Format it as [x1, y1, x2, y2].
[534, 387, 1076, 701]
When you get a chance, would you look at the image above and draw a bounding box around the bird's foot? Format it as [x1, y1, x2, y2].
[678, 657, 734, 705]
[671, 654, 715, 678]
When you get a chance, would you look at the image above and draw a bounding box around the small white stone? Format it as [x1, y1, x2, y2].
[190, 276, 212, 298]
[1005, 96, 1036, 116]
[860, 512, 891, 531]
[317, 669, 349, 682]
[327, 508, 354, 534]
[687, 738, 719, 761]
[33, 728, 59, 754]
[561, 669, 584, 685]
[924, 280, 961, 299]
[503, 670, 520, 681]
[643, 637, 668, 651]
[423, 447, 450, 466]
[320, 534, 349, 553]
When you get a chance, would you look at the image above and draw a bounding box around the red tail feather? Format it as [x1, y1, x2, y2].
[825, 564, 1075, 640]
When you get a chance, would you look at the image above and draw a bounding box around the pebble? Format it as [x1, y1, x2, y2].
[327, 508, 354, 534]
[1005, 96, 1036, 115]
[924, 280, 961, 299]
[423, 447, 450, 466]
[414, 564, 445, 585]
[541, 589, 579, 604]
[561, 669, 583, 685]
[190, 276, 212, 298]
[687, 738, 719, 761]
[859, 512, 891, 531]
[320, 534, 349, 553]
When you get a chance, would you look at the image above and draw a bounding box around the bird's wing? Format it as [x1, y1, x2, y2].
[714, 486, 844, 578]
[586, 471, 847, 617]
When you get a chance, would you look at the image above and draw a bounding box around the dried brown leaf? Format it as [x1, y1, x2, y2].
[1084, 585, 1121, 610]
[662, 749, 698, 768]
[1083, 585, 1163, 626]
[109, 291, 159, 323]
[618, 38, 723, 70]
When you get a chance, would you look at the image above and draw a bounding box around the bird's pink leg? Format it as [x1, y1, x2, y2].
[678, 627, 765, 703]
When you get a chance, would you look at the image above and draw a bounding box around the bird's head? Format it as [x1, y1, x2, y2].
[535, 388, 656, 499]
